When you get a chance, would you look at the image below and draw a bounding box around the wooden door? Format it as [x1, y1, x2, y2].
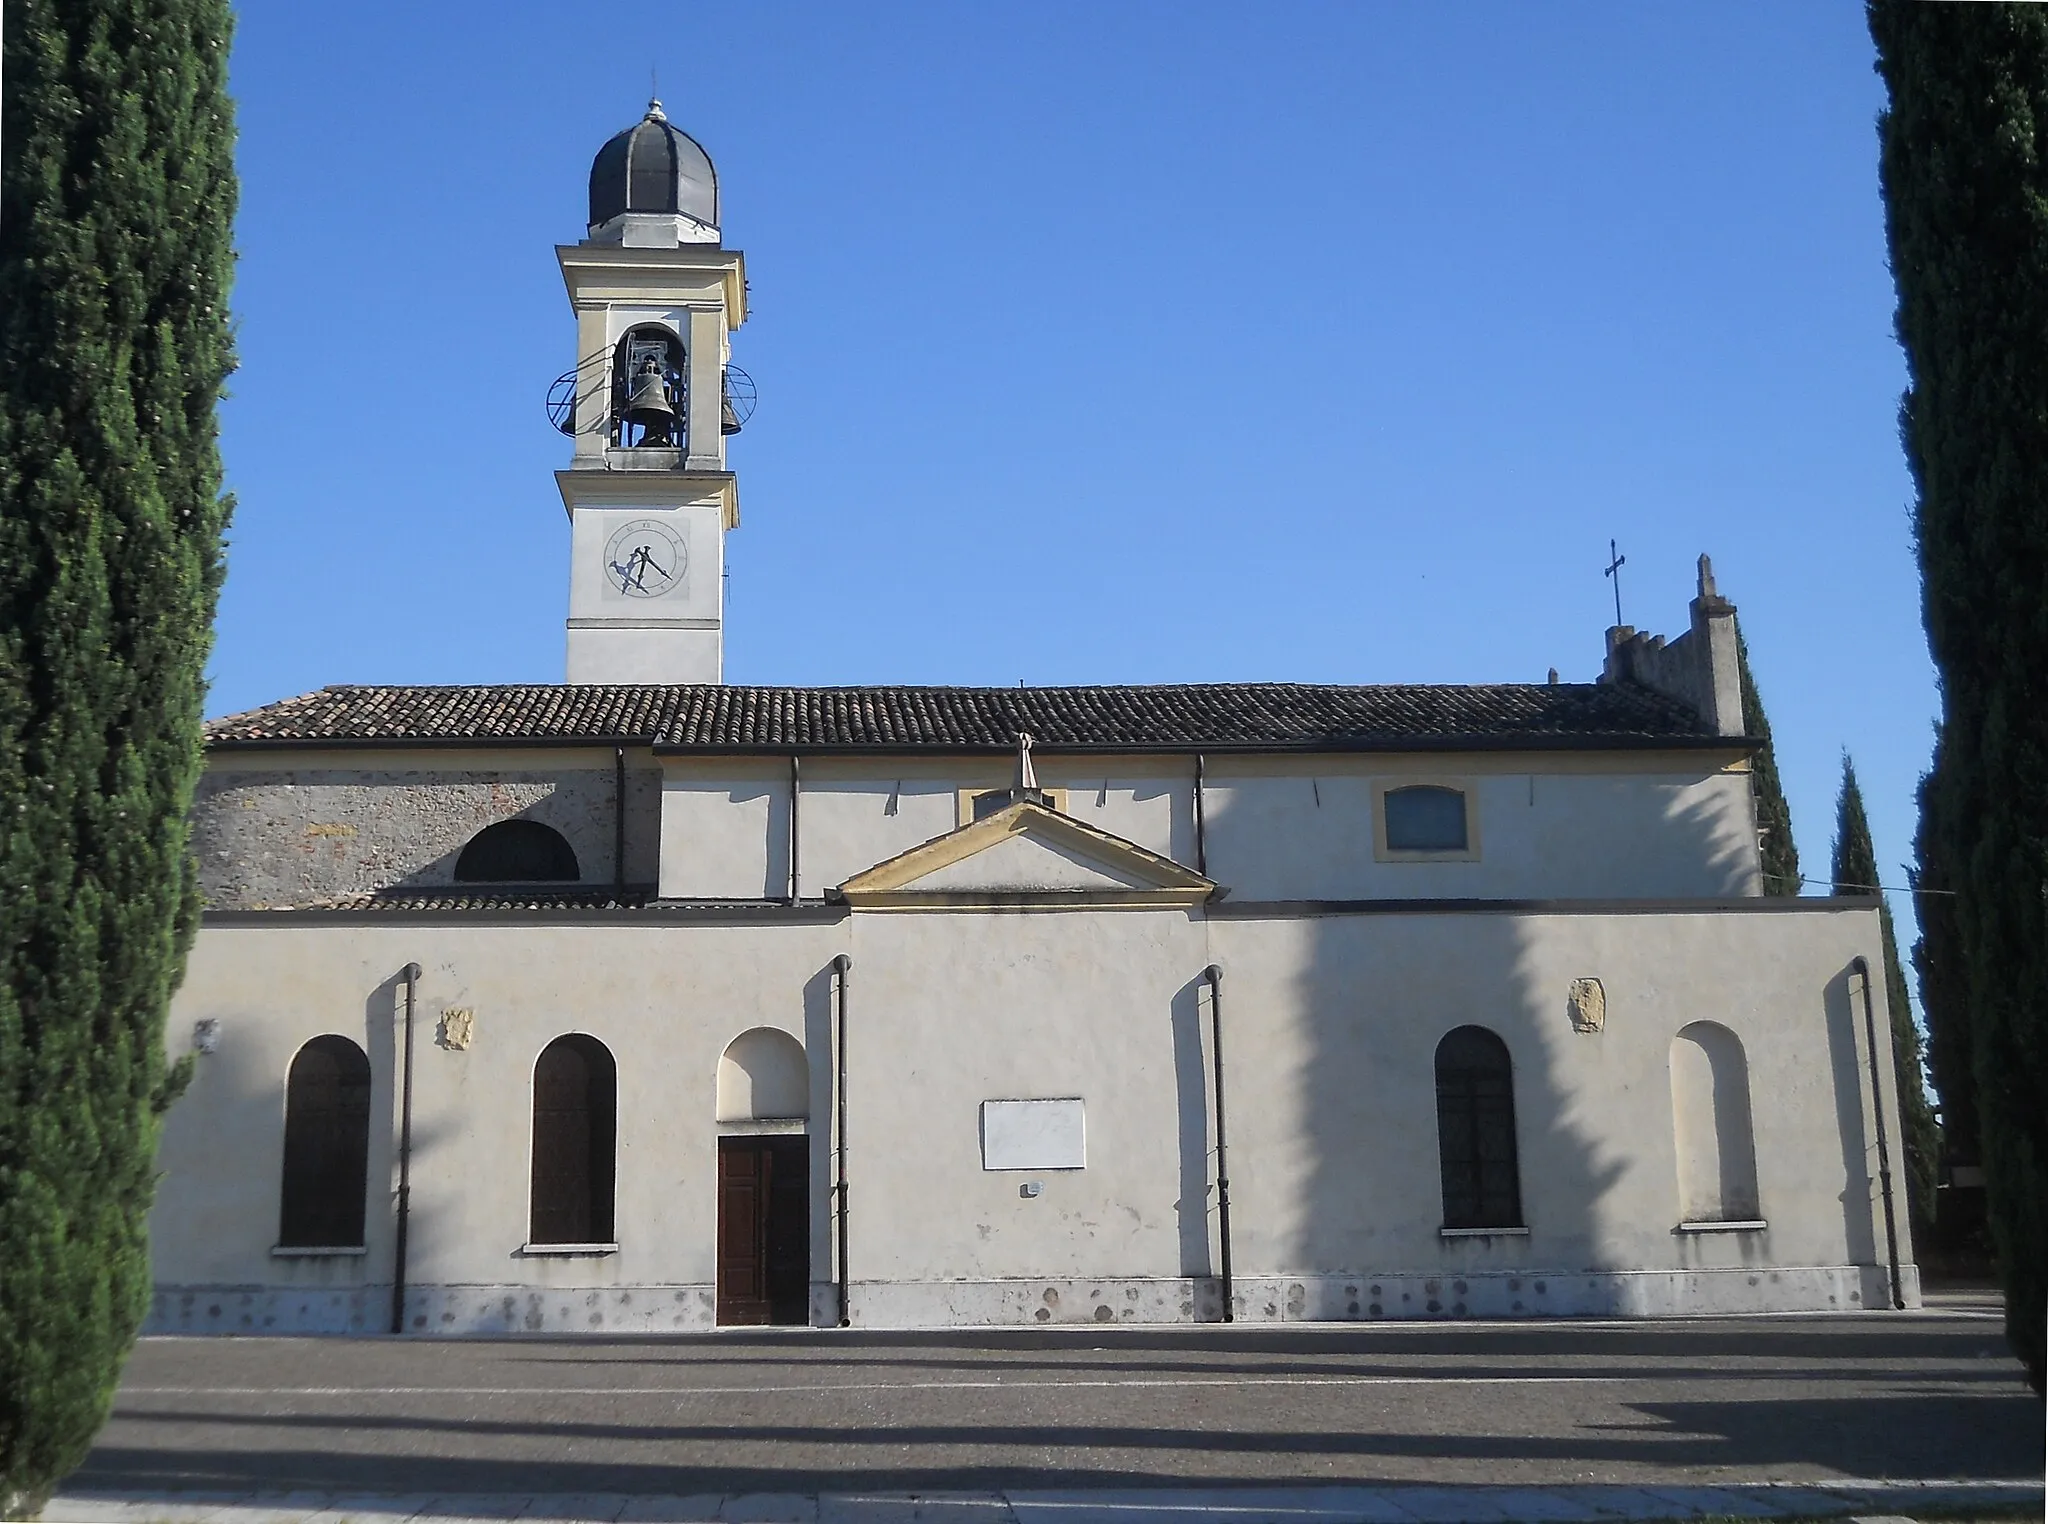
[717, 1138, 771, 1325]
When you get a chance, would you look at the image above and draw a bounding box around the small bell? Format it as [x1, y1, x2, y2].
[720, 393, 743, 436]
[622, 357, 675, 446]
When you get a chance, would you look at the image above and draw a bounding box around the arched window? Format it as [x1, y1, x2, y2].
[1385, 785, 1469, 852]
[716, 1028, 810, 1122]
[455, 819, 579, 883]
[1670, 1022, 1761, 1222]
[530, 1034, 617, 1244]
[1434, 1025, 1523, 1229]
[279, 1036, 372, 1248]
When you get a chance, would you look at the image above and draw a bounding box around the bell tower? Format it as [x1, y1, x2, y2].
[554, 101, 748, 684]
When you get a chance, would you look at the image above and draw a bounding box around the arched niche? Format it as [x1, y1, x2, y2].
[1670, 1021, 1761, 1222]
[716, 1028, 809, 1122]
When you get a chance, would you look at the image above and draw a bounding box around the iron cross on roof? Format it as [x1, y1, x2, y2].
[1604, 539, 1627, 627]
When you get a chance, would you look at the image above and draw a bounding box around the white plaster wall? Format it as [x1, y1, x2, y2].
[652, 751, 1755, 905]
[669, 758, 1192, 901]
[152, 918, 844, 1330]
[1209, 901, 1903, 1297]
[841, 908, 1214, 1286]
[659, 761, 790, 899]
[1203, 756, 1759, 901]
[150, 897, 1906, 1331]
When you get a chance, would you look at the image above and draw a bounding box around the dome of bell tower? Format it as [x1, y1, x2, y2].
[586, 100, 719, 245]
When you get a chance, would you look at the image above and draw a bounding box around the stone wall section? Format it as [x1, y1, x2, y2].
[192, 766, 662, 908]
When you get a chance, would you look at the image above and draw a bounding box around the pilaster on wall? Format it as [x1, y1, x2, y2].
[1601, 554, 1745, 737]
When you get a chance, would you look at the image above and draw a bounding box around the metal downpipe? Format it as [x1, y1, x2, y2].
[833, 952, 851, 1326]
[390, 962, 423, 1335]
[1204, 963, 1233, 1322]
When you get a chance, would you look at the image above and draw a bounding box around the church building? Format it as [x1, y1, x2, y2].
[146, 104, 1921, 1334]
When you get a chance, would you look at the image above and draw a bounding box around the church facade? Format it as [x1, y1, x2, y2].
[146, 105, 1920, 1335]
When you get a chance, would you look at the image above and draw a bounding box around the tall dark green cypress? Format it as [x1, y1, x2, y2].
[0, 0, 236, 1511]
[1738, 630, 1801, 896]
[1831, 756, 1941, 1238]
[1910, 749, 1977, 1177]
[1870, 0, 2048, 1392]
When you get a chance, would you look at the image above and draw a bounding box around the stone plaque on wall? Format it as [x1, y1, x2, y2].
[438, 1008, 475, 1051]
[981, 1098, 1085, 1171]
[1569, 979, 1605, 1034]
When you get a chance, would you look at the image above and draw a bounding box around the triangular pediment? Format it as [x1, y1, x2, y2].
[837, 801, 1213, 910]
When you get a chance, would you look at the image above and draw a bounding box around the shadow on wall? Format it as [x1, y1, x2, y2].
[1169, 974, 1212, 1281]
[1821, 964, 1881, 1275]
[385, 768, 662, 892]
[1282, 775, 1754, 1319]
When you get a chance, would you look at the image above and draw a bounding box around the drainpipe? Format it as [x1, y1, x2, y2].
[789, 756, 802, 904]
[390, 962, 423, 1335]
[833, 953, 851, 1325]
[1852, 956, 1905, 1309]
[613, 745, 627, 890]
[1193, 753, 1209, 878]
[1204, 963, 1233, 1322]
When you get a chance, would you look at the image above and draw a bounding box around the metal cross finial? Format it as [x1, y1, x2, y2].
[1604, 539, 1627, 627]
[1016, 731, 1038, 794]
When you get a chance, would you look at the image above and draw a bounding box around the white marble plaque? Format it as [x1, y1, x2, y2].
[980, 1098, 1085, 1171]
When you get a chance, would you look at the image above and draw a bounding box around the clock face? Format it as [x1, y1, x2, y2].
[604, 518, 687, 599]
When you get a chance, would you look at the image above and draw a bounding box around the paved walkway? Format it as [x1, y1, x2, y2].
[36, 1478, 2045, 1524]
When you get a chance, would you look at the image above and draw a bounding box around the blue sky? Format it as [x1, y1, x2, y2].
[217, 4, 1933, 956]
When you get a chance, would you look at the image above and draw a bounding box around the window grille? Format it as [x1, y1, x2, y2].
[1384, 785, 1469, 852]
[279, 1035, 372, 1248]
[1434, 1024, 1523, 1229]
[530, 1034, 617, 1244]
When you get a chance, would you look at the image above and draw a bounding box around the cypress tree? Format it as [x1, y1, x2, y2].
[0, 0, 237, 1512]
[1738, 630, 1801, 896]
[1831, 756, 1941, 1238]
[1870, 0, 2048, 1391]
[1910, 748, 1977, 1176]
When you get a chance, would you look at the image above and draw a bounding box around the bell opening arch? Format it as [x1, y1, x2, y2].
[611, 324, 685, 449]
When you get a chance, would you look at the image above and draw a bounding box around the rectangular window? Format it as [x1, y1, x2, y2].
[1373, 779, 1480, 861]
[981, 1098, 1085, 1170]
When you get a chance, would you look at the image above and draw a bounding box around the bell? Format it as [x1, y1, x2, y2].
[622, 360, 674, 445]
[720, 393, 743, 435]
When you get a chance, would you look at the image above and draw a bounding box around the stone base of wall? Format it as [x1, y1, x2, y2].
[147, 1283, 723, 1335]
[147, 1263, 1917, 1336]
[1226, 1263, 1920, 1322]
[848, 1277, 1224, 1327]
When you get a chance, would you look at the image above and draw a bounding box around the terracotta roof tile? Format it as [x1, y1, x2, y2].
[204, 682, 1724, 752]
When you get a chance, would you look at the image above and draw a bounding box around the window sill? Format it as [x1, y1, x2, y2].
[1675, 1219, 1767, 1234]
[271, 1245, 367, 1258]
[519, 1241, 620, 1257]
[716, 1117, 807, 1135]
[1439, 1225, 1529, 1238]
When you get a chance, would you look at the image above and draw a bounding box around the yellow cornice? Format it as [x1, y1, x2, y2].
[555, 469, 739, 531]
[555, 244, 747, 328]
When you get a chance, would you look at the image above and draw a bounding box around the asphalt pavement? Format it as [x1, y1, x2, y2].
[63, 1301, 2040, 1502]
